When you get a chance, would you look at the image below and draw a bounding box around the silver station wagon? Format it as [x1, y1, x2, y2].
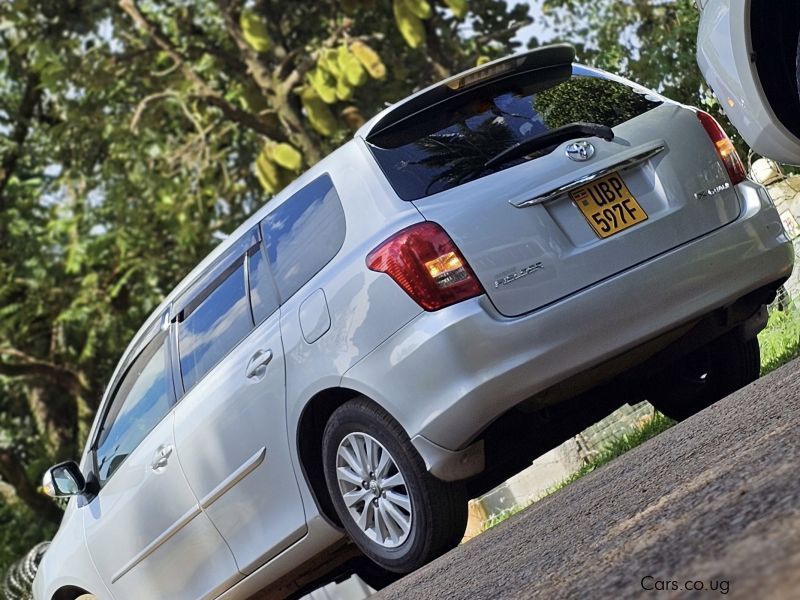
[34, 44, 793, 600]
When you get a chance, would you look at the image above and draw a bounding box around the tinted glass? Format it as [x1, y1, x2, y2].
[368, 66, 663, 200]
[248, 246, 280, 324]
[179, 263, 253, 390]
[95, 334, 172, 485]
[261, 174, 345, 302]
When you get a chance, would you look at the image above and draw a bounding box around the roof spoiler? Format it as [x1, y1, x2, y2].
[364, 43, 576, 140]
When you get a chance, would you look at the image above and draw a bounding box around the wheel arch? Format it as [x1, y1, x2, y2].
[52, 586, 92, 600]
[750, 0, 800, 139]
[296, 386, 367, 528]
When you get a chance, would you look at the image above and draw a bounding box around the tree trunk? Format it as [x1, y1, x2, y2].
[0, 73, 41, 207]
[0, 352, 86, 457]
[214, 0, 324, 165]
[0, 448, 63, 525]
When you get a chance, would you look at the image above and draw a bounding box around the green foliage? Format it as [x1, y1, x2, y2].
[267, 143, 303, 172]
[758, 307, 800, 375]
[444, 0, 469, 19]
[240, 9, 272, 53]
[301, 89, 338, 136]
[308, 67, 338, 104]
[350, 41, 387, 80]
[538, 0, 702, 97]
[393, 0, 428, 49]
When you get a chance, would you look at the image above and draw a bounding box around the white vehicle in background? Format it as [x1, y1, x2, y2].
[697, 0, 800, 165]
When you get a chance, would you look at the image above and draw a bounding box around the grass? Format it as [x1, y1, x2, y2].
[758, 307, 800, 375]
[546, 412, 676, 492]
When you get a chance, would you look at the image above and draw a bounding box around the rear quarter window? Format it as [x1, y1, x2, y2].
[367, 66, 663, 200]
[260, 174, 345, 302]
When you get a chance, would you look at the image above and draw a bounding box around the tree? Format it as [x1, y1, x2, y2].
[0, 0, 532, 538]
[534, 0, 753, 154]
[537, 0, 705, 102]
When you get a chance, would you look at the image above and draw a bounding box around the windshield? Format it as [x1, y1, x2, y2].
[367, 65, 663, 201]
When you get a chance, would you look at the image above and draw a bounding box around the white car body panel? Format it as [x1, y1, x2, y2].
[173, 310, 307, 576]
[32, 502, 111, 600]
[697, 0, 800, 165]
[83, 413, 241, 600]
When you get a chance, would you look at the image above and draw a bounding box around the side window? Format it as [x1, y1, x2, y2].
[261, 174, 345, 302]
[178, 262, 253, 391]
[248, 245, 280, 324]
[95, 333, 173, 486]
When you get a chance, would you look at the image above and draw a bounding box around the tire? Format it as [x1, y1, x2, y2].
[322, 397, 467, 574]
[352, 557, 404, 590]
[647, 333, 760, 421]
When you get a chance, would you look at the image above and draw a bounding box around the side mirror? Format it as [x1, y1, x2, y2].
[42, 461, 86, 498]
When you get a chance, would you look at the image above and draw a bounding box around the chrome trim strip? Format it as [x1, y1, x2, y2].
[510, 143, 666, 209]
[112, 503, 202, 583]
[199, 447, 266, 510]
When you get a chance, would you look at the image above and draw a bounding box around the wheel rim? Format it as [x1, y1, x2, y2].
[335, 432, 412, 548]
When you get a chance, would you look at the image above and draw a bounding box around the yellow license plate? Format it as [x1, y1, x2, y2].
[569, 172, 648, 239]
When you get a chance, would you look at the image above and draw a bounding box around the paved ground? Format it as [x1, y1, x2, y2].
[376, 358, 800, 600]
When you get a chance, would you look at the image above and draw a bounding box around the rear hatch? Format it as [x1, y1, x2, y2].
[365, 62, 742, 317]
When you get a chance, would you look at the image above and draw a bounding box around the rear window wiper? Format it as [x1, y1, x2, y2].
[484, 122, 614, 169]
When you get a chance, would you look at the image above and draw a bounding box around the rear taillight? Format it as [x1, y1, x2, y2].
[367, 222, 485, 311]
[696, 110, 747, 185]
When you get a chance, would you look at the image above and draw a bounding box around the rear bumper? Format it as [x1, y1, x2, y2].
[340, 180, 793, 476]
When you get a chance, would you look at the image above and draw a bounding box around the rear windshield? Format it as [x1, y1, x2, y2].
[367, 65, 663, 201]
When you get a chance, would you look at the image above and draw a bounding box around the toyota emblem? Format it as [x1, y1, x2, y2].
[565, 141, 595, 162]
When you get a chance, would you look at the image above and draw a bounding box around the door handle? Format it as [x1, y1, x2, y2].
[245, 349, 273, 381]
[151, 444, 173, 471]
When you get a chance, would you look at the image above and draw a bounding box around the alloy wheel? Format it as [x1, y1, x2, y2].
[335, 432, 413, 548]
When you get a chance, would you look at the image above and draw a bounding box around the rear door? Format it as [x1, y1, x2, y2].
[697, 0, 800, 165]
[172, 230, 306, 576]
[366, 65, 742, 317]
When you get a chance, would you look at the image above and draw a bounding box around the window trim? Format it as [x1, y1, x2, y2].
[172, 227, 260, 320]
[178, 255, 247, 322]
[168, 314, 183, 403]
[173, 260, 255, 396]
[246, 242, 281, 326]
